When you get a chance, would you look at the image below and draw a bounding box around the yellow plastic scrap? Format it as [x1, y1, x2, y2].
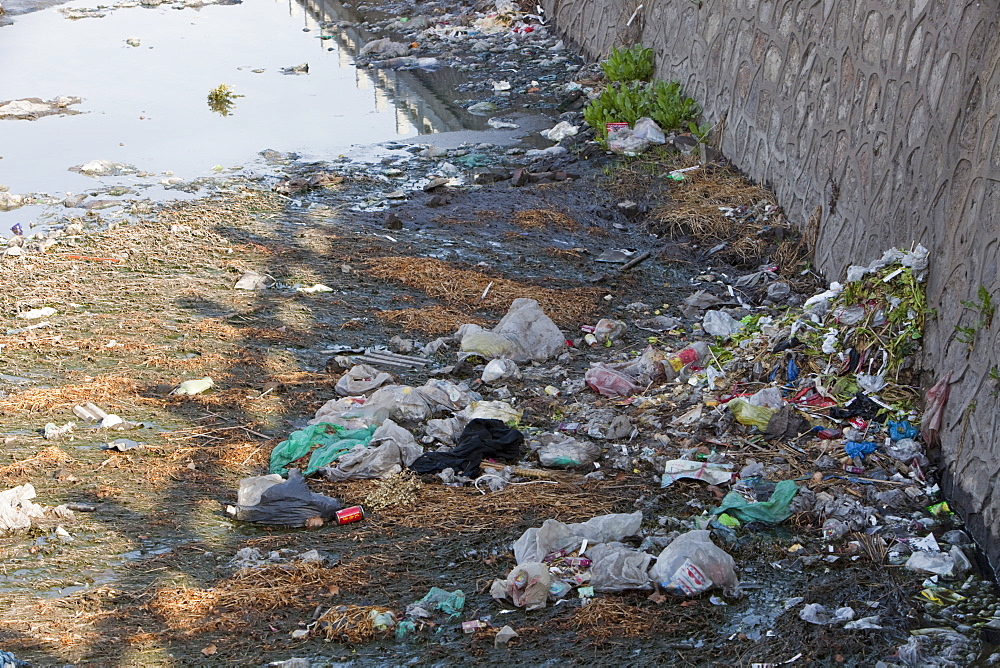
[727, 398, 775, 431]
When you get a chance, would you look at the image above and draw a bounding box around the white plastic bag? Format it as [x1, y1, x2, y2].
[588, 542, 652, 591]
[513, 512, 643, 564]
[335, 364, 394, 396]
[648, 530, 740, 597]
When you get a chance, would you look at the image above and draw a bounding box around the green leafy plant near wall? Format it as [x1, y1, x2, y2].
[601, 44, 655, 82]
[584, 44, 701, 142]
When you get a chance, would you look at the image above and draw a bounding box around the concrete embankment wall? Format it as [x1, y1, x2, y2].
[541, 0, 1000, 571]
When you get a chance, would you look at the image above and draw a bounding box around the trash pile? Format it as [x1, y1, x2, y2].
[227, 241, 1000, 663]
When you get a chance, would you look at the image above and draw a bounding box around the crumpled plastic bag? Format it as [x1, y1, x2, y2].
[799, 603, 856, 625]
[482, 358, 520, 383]
[313, 379, 479, 426]
[359, 37, 410, 58]
[490, 562, 551, 611]
[588, 542, 652, 591]
[540, 120, 578, 141]
[632, 117, 666, 144]
[407, 587, 465, 619]
[648, 530, 740, 597]
[269, 423, 378, 476]
[883, 438, 929, 467]
[513, 511, 643, 564]
[458, 298, 565, 362]
[536, 433, 602, 468]
[661, 460, 734, 488]
[456, 400, 521, 424]
[584, 364, 641, 397]
[228, 469, 341, 527]
[727, 398, 775, 430]
[319, 419, 421, 482]
[712, 479, 799, 524]
[335, 364, 394, 396]
[703, 310, 743, 338]
[1, 483, 71, 533]
[608, 126, 651, 155]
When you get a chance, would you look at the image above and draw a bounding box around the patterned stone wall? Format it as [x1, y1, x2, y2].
[541, 0, 1000, 571]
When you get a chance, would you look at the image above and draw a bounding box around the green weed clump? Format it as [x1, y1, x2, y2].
[601, 44, 654, 83]
[585, 43, 700, 142]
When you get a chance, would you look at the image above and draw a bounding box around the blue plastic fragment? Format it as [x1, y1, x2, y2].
[845, 441, 878, 459]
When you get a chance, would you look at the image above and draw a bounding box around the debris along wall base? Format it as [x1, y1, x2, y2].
[540, 0, 1000, 573]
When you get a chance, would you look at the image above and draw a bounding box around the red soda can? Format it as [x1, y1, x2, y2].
[335, 506, 365, 525]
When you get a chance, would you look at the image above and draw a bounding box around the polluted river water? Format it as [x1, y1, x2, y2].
[0, 0, 511, 235]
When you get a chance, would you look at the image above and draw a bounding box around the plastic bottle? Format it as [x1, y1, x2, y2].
[661, 341, 711, 381]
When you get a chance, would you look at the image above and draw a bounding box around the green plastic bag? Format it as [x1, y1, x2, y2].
[712, 479, 799, 524]
[413, 587, 465, 618]
[269, 423, 377, 476]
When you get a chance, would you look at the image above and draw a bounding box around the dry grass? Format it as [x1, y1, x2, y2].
[365, 256, 601, 326]
[0, 376, 145, 414]
[513, 209, 578, 231]
[145, 559, 376, 635]
[544, 247, 584, 260]
[316, 605, 393, 643]
[646, 166, 800, 268]
[0, 446, 71, 482]
[569, 599, 680, 639]
[377, 306, 488, 335]
[328, 479, 620, 533]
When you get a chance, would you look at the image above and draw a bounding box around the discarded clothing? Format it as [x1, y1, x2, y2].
[227, 469, 342, 527]
[410, 418, 522, 477]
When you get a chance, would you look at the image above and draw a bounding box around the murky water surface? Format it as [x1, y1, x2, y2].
[0, 0, 480, 229]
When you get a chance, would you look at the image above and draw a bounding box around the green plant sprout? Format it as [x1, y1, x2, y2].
[960, 285, 994, 329]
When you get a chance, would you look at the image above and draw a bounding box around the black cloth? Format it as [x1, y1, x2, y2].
[829, 391, 884, 422]
[410, 418, 523, 477]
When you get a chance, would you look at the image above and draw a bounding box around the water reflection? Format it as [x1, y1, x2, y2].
[0, 0, 483, 230]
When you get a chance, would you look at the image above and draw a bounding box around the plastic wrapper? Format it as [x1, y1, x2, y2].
[490, 562, 551, 611]
[588, 542, 652, 591]
[585, 364, 641, 397]
[661, 460, 734, 488]
[513, 511, 643, 564]
[319, 419, 421, 482]
[648, 530, 740, 597]
[335, 364, 394, 396]
[536, 433, 602, 468]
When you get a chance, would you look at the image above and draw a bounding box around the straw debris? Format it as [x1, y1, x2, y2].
[365, 256, 600, 325]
